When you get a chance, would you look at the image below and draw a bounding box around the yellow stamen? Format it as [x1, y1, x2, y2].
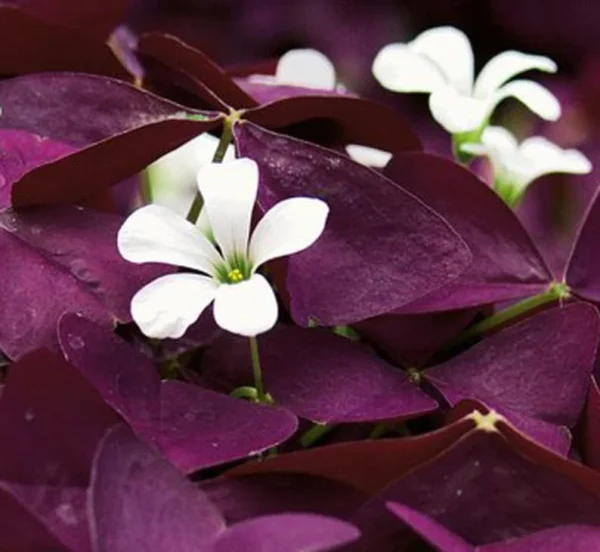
[228, 268, 244, 283]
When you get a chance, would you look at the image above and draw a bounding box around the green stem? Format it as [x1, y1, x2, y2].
[299, 423, 333, 448]
[140, 167, 153, 204]
[185, 120, 234, 224]
[249, 336, 268, 403]
[449, 281, 570, 348]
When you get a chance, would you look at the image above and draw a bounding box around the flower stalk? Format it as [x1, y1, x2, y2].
[249, 336, 268, 404]
[448, 281, 570, 348]
[186, 116, 236, 224]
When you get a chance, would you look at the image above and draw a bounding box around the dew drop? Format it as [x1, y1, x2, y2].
[183, 412, 196, 422]
[67, 334, 85, 350]
[24, 408, 34, 422]
[456, 489, 463, 497]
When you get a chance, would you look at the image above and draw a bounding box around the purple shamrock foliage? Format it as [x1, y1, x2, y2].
[59, 314, 298, 473]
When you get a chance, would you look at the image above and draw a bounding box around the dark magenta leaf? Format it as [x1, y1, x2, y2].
[59, 315, 299, 473]
[234, 122, 471, 326]
[0, 73, 222, 206]
[244, 95, 422, 153]
[235, 78, 346, 104]
[138, 32, 257, 110]
[0, 349, 118, 550]
[354, 309, 477, 367]
[387, 503, 600, 552]
[90, 425, 225, 552]
[581, 377, 600, 470]
[0, 489, 72, 552]
[384, 153, 553, 313]
[0, 205, 169, 359]
[350, 419, 600, 551]
[201, 326, 436, 424]
[10, 0, 133, 39]
[227, 417, 475, 495]
[424, 303, 599, 453]
[481, 525, 600, 551]
[202, 472, 366, 524]
[0, 130, 75, 208]
[137, 33, 421, 152]
[566, 188, 600, 301]
[0, 6, 129, 78]
[209, 513, 360, 552]
[385, 502, 472, 552]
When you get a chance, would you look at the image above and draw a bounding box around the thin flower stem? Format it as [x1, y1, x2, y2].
[186, 119, 235, 224]
[249, 336, 268, 403]
[299, 423, 333, 448]
[447, 281, 570, 349]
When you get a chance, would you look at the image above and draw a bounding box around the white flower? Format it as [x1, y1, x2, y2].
[462, 126, 592, 201]
[372, 26, 561, 134]
[248, 48, 338, 91]
[145, 133, 234, 216]
[249, 48, 391, 168]
[118, 158, 329, 338]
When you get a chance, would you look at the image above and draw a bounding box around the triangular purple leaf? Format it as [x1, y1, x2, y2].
[200, 326, 436, 424]
[480, 525, 600, 551]
[0, 73, 221, 206]
[209, 513, 360, 552]
[0, 205, 169, 358]
[384, 153, 553, 313]
[90, 425, 225, 552]
[59, 314, 299, 472]
[234, 122, 471, 325]
[424, 303, 599, 452]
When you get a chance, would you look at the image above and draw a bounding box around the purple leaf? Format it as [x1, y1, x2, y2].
[90, 425, 225, 552]
[58, 314, 299, 473]
[202, 472, 366, 524]
[137, 33, 421, 152]
[0, 6, 129, 78]
[0, 349, 119, 550]
[386, 502, 473, 552]
[351, 425, 600, 550]
[9, 0, 133, 39]
[0, 73, 221, 206]
[386, 503, 600, 552]
[226, 416, 476, 495]
[582, 377, 600, 470]
[384, 153, 553, 313]
[0, 205, 169, 359]
[200, 326, 436, 424]
[0, 130, 75, 208]
[354, 309, 477, 366]
[566, 188, 600, 301]
[423, 303, 599, 453]
[209, 513, 360, 552]
[481, 525, 600, 551]
[234, 122, 471, 325]
[236, 78, 346, 104]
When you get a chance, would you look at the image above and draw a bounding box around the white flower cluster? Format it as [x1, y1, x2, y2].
[372, 26, 592, 204]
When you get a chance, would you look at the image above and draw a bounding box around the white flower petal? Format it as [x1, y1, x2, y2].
[410, 26, 474, 94]
[459, 142, 488, 156]
[147, 133, 234, 216]
[479, 126, 520, 154]
[428, 84, 490, 133]
[196, 158, 259, 262]
[372, 43, 446, 93]
[493, 79, 561, 121]
[249, 197, 329, 270]
[520, 136, 592, 177]
[474, 50, 557, 98]
[117, 204, 222, 275]
[131, 273, 218, 339]
[276, 48, 337, 90]
[196, 207, 215, 242]
[345, 144, 392, 168]
[213, 273, 278, 336]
